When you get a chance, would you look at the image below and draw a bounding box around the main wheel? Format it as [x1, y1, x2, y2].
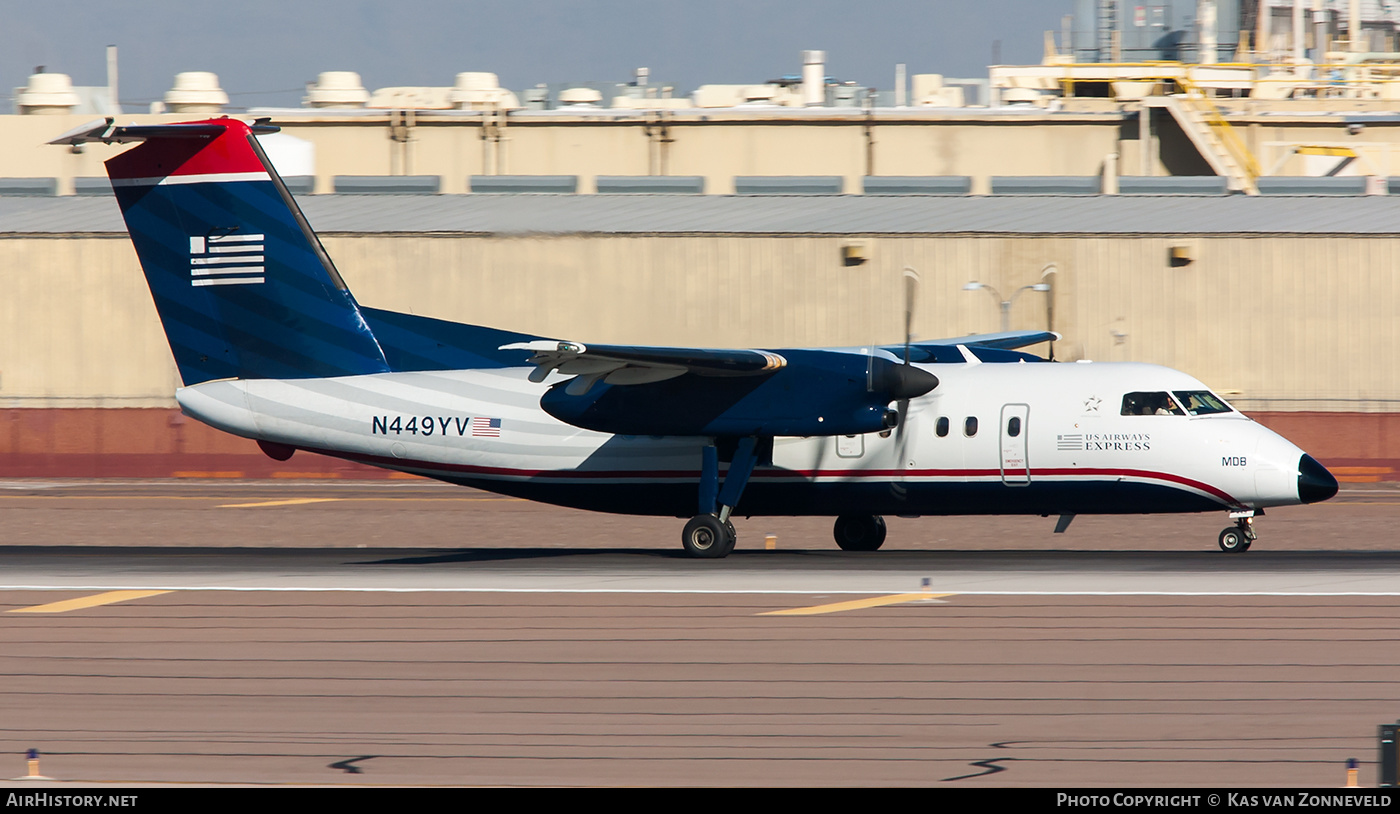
[834, 514, 887, 552]
[682, 515, 735, 559]
[1218, 527, 1250, 553]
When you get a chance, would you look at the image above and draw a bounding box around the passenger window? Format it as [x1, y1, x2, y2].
[964, 416, 978, 437]
[936, 417, 949, 437]
[1007, 416, 1021, 437]
[1121, 391, 1184, 416]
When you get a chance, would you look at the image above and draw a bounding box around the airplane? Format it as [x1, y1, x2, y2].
[50, 117, 1339, 558]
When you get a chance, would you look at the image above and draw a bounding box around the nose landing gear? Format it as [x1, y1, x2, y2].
[1218, 511, 1259, 553]
[682, 514, 737, 558]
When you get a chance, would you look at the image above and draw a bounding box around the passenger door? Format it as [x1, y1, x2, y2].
[1000, 403, 1030, 485]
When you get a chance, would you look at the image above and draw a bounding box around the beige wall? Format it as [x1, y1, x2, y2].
[0, 111, 1159, 195]
[1, 231, 1393, 412]
[10, 109, 1400, 193]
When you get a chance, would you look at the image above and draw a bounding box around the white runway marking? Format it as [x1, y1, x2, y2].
[3, 550, 1400, 596]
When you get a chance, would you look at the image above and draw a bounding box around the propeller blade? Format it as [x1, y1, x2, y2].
[902, 267, 920, 365]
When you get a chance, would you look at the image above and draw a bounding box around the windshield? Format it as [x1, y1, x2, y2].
[1172, 390, 1233, 416]
[1120, 391, 1185, 416]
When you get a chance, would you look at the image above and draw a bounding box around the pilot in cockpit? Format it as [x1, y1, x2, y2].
[1122, 391, 1185, 416]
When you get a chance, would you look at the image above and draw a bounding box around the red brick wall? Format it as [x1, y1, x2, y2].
[0, 408, 390, 479]
[1250, 412, 1400, 482]
[0, 408, 1396, 481]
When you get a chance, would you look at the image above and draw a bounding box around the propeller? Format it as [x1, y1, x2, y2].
[867, 268, 937, 431]
[903, 267, 917, 367]
[893, 267, 929, 442]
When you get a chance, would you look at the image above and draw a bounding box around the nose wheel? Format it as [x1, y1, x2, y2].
[682, 515, 737, 558]
[1218, 515, 1257, 553]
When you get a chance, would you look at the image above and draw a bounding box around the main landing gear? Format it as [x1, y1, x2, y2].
[681, 438, 759, 559]
[677, 439, 894, 557]
[1218, 510, 1260, 553]
[833, 514, 887, 551]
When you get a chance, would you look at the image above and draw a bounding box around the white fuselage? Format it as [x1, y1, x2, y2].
[175, 360, 1312, 517]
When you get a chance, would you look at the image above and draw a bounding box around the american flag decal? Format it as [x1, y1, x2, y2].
[1056, 434, 1084, 451]
[190, 234, 265, 287]
[470, 417, 502, 437]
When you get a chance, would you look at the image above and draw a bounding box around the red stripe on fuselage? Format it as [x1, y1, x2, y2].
[106, 119, 264, 181]
[303, 446, 1239, 505]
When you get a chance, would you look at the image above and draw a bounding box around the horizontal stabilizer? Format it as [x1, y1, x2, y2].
[49, 117, 279, 146]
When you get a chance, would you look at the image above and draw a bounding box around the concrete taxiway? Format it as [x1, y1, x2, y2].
[0, 480, 1396, 787]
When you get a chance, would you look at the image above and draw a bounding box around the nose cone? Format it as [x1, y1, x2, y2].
[1298, 454, 1339, 504]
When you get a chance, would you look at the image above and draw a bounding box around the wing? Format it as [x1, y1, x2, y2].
[500, 340, 786, 395]
[500, 339, 936, 437]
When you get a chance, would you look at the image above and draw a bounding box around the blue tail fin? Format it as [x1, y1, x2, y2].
[96, 119, 390, 385]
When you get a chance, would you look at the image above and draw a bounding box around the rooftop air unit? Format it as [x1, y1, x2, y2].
[15, 72, 80, 115]
[164, 72, 228, 114]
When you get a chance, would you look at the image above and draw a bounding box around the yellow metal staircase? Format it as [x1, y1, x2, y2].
[1157, 78, 1261, 194]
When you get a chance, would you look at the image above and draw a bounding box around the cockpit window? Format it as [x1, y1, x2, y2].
[1173, 390, 1233, 416]
[1120, 391, 1184, 416]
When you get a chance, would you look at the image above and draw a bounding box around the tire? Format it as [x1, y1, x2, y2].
[834, 514, 887, 552]
[683, 515, 735, 559]
[1218, 527, 1249, 553]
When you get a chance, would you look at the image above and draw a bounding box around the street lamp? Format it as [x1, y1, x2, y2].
[962, 280, 1050, 333]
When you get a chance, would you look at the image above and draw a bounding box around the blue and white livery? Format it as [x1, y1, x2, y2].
[51, 117, 1338, 558]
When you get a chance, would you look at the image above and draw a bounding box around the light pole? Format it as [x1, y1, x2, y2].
[963, 280, 1050, 333]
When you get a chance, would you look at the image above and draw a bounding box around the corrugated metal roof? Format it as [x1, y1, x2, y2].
[5, 193, 1400, 236]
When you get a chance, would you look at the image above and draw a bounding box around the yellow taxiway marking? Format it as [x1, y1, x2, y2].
[218, 498, 344, 508]
[215, 497, 522, 507]
[8, 590, 174, 614]
[760, 592, 954, 616]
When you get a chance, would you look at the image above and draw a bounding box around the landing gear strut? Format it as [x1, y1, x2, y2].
[834, 514, 887, 551]
[1218, 512, 1258, 553]
[681, 437, 758, 559]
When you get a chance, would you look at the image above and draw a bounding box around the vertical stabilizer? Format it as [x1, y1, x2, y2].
[90, 118, 390, 384]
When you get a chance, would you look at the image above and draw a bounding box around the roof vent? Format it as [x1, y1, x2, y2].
[449, 72, 519, 110]
[558, 87, 603, 106]
[16, 72, 80, 115]
[164, 72, 228, 114]
[304, 71, 369, 108]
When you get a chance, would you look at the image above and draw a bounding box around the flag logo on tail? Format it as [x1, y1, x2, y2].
[470, 417, 502, 437]
[190, 234, 265, 287]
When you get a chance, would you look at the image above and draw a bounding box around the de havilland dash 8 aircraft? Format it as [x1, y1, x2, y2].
[51, 117, 1339, 558]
